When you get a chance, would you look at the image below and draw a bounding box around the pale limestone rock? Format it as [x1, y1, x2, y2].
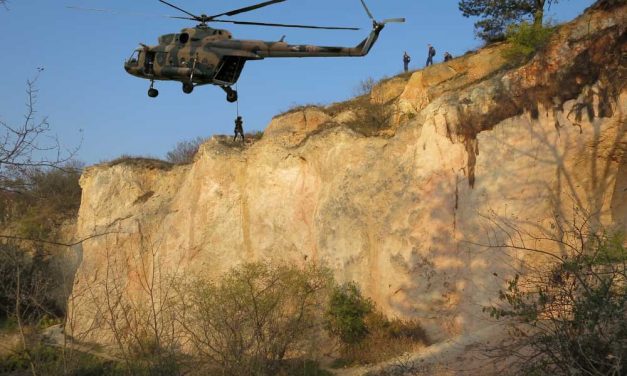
[398, 43, 509, 115]
[332, 109, 357, 124]
[264, 107, 331, 146]
[370, 77, 407, 104]
[69, 4, 627, 347]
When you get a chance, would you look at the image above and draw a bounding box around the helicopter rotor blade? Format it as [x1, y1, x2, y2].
[359, 0, 375, 21]
[207, 0, 286, 20]
[211, 19, 359, 30]
[67, 5, 173, 18]
[170, 16, 200, 21]
[382, 18, 405, 24]
[158, 0, 200, 21]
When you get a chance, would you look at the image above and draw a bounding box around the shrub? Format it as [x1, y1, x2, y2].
[0, 162, 82, 239]
[353, 77, 376, 96]
[485, 227, 627, 375]
[325, 282, 374, 345]
[502, 21, 556, 66]
[107, 155, 173, 170]
[165, 136, 207, 164]
[245, 130, 264, 141]
[181, 262, 334, 376]
[326, 283, 429, 366]
[278, 103, 324, 116]
[331, 311, 429, 366]
[346, 102, 396, 137]
[0, 344, 125, 376]
[0, 244, 65, 324]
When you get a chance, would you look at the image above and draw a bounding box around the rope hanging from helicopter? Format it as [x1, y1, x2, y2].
[235, 82, 239, 118]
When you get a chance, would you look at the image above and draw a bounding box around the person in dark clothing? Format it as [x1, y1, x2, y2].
[403, 51, 411, 72]
[444, 51, 453, 62]
[426, 44, 436, 67]
[233, 116, 244, 143]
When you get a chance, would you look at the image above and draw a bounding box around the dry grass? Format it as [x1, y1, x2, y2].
[332, 312, 430, 367]
[106, 155, 174, 170]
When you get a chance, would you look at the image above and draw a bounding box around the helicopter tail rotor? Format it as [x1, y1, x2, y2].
[359, 0, 375, 21]
[359, 0, 405, 27]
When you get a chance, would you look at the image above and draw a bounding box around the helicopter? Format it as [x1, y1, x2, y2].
[122, 0, 404, 102]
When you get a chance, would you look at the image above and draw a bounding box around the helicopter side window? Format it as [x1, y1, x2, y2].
[179, 33, 189, 44]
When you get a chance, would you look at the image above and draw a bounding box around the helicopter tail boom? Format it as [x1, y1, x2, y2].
[252, 21, 387, 58]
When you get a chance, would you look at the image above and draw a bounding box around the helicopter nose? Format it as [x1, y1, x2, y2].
[124, 60, 138, 75]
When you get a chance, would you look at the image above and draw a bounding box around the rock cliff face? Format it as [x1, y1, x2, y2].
[70, 3, 626, 344]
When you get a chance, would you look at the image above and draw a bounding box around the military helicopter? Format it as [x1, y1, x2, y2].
[122, 0, 404, 102]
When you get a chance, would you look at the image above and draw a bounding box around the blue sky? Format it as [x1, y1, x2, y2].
[0, 0, 594, 165]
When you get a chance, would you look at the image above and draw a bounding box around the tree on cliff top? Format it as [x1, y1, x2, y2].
[459, 0, 560, 41]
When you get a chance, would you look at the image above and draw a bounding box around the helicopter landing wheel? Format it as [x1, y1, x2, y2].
[221, 85, 238, 103]
[148, 88, 159, 98]
[182, 82, 194, 94]
[226, 89, 238, 103]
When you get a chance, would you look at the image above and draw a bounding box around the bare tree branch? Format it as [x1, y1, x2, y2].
[0, 73, 81, 193]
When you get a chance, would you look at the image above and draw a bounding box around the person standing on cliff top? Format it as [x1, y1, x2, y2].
[426, 44, 436, 67]
[403, 51, 411, 72]
[233, 116, 244, 143]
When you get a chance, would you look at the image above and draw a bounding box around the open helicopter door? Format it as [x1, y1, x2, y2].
[144, 51, 156, 75]
[213, 56, 247, 85]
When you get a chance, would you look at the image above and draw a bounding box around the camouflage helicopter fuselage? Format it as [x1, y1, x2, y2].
[123, 22, 383, 100]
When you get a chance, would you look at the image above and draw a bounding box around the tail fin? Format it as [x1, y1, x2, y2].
[353, 17, 404, 56]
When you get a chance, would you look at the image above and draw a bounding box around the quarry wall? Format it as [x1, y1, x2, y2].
[69, 3, 626, 343]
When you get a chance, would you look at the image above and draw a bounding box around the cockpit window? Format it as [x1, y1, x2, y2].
[127, 50, 141, 65]
[179, 33, 189, 44]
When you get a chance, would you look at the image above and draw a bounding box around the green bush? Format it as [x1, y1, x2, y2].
[502, 21, 556, 66]
[485, 229, 627, 375]
[325, 282, 374, 345]
[326, 282, 429, 366]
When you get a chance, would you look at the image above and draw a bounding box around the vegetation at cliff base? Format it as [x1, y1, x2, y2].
[326, 282, 430, 367]
[180, 262, 334, 376]
[485, 224, 627, 375]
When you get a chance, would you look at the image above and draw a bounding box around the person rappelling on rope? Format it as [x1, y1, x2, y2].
[233, 116, 245, 143]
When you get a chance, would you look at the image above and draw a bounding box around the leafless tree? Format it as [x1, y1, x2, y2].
[176, 262, 333, 375]
[0, 74, 80, 193]
[165, 136, 207, 164]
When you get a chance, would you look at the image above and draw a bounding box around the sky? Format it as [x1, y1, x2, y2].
[0, 0, 595, 165]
